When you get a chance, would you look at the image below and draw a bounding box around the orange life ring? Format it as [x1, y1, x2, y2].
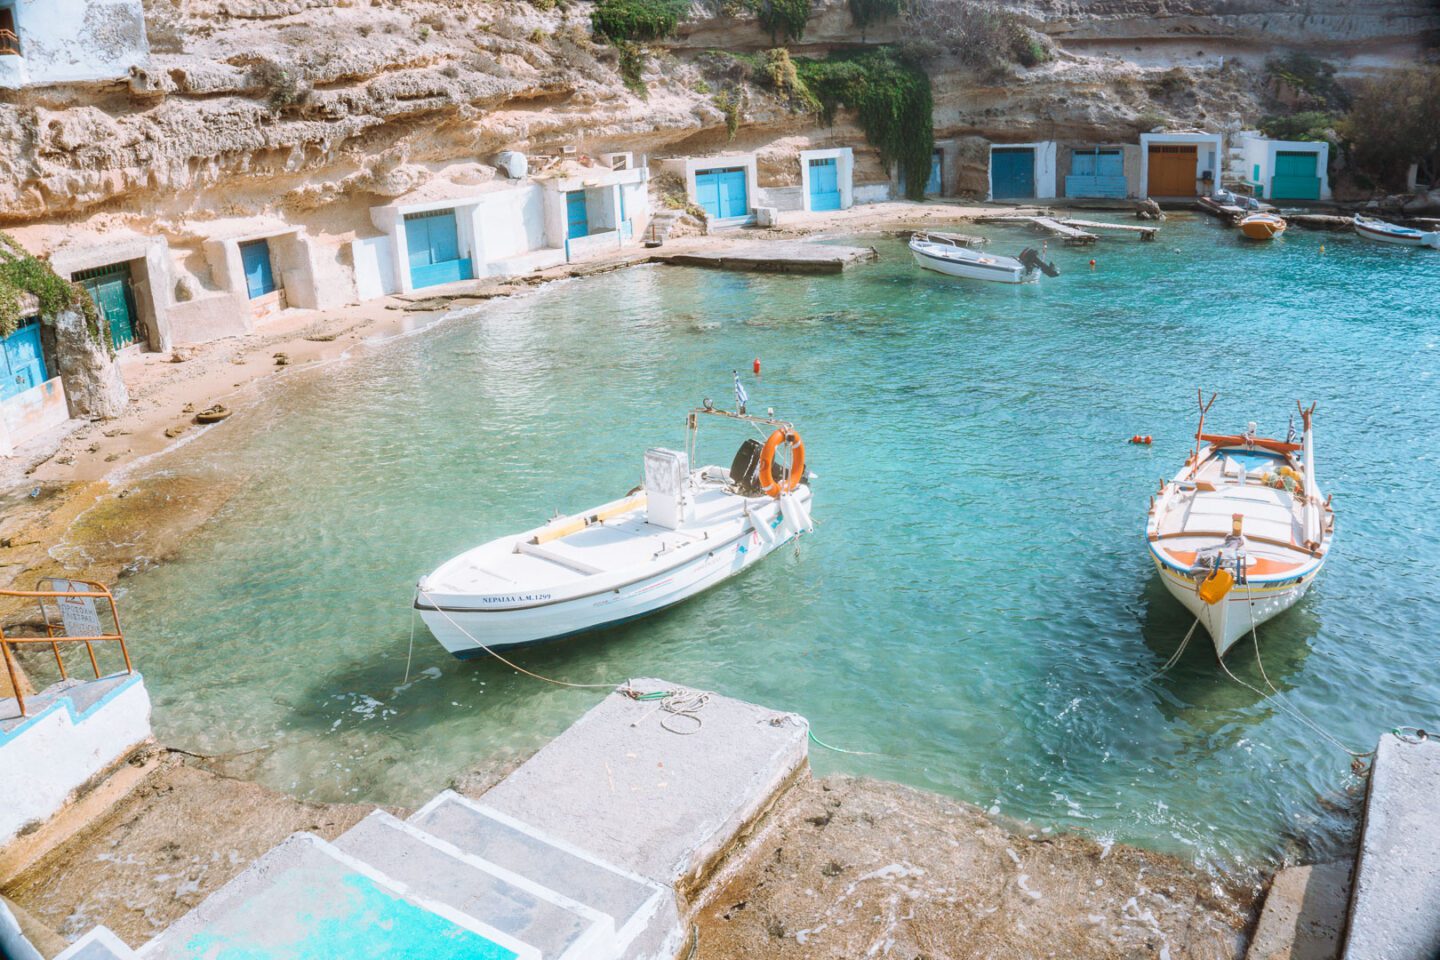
[758, 429, 805, 498]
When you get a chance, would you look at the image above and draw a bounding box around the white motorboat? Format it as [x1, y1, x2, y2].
[415, 406, 814, 656]
[1352, 214, 1440, 248]
[909, 232, 1058, 283]
[1146, 396, 1335, 659]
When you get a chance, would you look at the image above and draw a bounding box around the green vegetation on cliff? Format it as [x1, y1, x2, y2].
[0, 233, 107, 347]
[793, 50, 934, 200]
[590, 0, 689, 42]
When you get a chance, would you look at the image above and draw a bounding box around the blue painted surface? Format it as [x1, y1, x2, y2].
[177, 869, 517, 960]
[240, 240, 277, 300]
[694, 168, 748, 219]
[0, 673, 142, 747]
[991, 148, 1035, 199]
[1220, 449, 1285, 472]
[1066, 149, 1127, 198]
[565, 191, 589, 240]
[925, 150, 942, 195]
[808, 158, 841, 211]
[0, 320, 46, 401]
[1272, 151, 1322, 200]
[405, 211, 472, 289]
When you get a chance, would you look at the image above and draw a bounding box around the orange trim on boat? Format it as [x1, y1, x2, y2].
[1198, 433, 1302, 454]
[759, 429, 805, 498]
[1163, 549, 1304, 576]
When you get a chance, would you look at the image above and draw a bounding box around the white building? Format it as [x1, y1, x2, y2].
[659, 155, 759, 227]
[987, 142, 1058, 202]
[353, 161, 651, 299]
[1235, 133, 1331, 201]
[0, 0, 149, 89]
[1140, 132, 1224, 198]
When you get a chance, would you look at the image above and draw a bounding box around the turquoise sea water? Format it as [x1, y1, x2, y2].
[111, 216, 1440, 873]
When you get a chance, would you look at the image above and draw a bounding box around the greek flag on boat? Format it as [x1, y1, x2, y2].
[734, 371, 748, 412]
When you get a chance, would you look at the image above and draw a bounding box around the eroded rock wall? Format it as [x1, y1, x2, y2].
[0, 0, 1434, 243]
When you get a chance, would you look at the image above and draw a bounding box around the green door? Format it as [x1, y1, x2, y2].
[1271, 151, 1321, 200]
[74, 264, 139, 350]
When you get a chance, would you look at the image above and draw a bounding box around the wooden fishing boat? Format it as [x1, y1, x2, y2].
[1353, 214, 1440, 248]
[1146, 395, 1335, 659]
[1239, 212, 1287, 240]
[909, 232, 1057, 284]
[415, 406, 813, 656]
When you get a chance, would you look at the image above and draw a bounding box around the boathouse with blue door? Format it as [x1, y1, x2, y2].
[1237, 134, 1330, 201]
[1061, 145, 1138, 199]
[51, 235, 172, 353]
[988, 142, 1057, 201]
[799, 148, 853, 212]
[0, 315, 68, 456]
[404, 209, 473, 289]
[661, 155, 758, 227]
[896, 147, 946, 197]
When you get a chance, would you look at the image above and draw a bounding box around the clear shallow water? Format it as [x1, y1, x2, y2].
[112, 216, 1440, 872]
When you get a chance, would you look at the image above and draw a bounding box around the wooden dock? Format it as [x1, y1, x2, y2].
[973, 214, 1096, 245]
[655, 241, 878, 274]
[1057, 218, 1158, 241]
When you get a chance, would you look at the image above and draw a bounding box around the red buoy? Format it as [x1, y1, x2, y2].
[753, 357, 761, 376]
[1089, 259, 1097, 269]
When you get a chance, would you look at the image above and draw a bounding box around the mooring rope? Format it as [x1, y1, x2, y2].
[1211, 583, 1374, 762]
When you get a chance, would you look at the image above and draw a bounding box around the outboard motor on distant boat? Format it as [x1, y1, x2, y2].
[1018, 247, 1060, 278]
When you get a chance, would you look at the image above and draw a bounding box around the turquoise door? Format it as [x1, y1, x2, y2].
[566, 191, 589, 240]
[694, 168, 749, 219]
[808, 157, 841, 211]
[0, 321, 47, 401]
[1065, 149, 1126, 198]
[1271, 151, 1321, 200]
[74, 264, 138, 350]
[405, 210, 472, 289]
[925, 150, 942, 195]
[991, 148, 1035, 199]
[239, 239, 276, 299]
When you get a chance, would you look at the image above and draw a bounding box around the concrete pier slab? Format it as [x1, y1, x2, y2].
[1247, 861, 1351, 960]
[656, 242, 877, 274]
[478, 679, 808, 893]
[1343, 733, 1440, 960]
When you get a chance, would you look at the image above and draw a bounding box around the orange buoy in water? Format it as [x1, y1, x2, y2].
[753, 357, 761, 376]
[1129, 435, 1153, 445]
[1089, 259, 1097, 269]
[1143, 435, 1152, 444]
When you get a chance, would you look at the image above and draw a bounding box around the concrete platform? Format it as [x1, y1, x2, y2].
[480, 679, 808, 893]
[1343, 733, 1440, 960]
[1248, 861, 1351, 960]
[656, 241, 877, 274]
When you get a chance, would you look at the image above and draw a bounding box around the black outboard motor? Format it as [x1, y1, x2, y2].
[1018, 247, 1060, 278]
[729, 438, 785, 496]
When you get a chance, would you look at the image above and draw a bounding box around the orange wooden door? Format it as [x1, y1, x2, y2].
[1147, 146, 1197, 196]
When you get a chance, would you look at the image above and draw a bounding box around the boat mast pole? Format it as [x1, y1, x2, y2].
[1298, 401, 1320, 549]
[1193, 390, 1217, 473]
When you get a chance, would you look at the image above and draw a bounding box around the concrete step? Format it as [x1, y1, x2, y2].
[1343, 732, 1440, 959]
[332, 810, 613, 960]
[54, 927, 138, 959]
[138, 832, 541, 960]
[409, 791, 669, 957]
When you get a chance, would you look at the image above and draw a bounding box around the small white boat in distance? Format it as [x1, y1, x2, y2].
[1146, 395, 1335, 659]
[1353, 214, 1440, 248]
[415, 406, 814, 657]
[909, 232, 1058, 283]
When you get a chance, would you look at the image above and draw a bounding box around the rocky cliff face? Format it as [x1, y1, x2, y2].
[0, 0, 1435, 235]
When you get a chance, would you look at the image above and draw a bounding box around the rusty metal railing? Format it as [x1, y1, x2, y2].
[0, 579, 131, 717]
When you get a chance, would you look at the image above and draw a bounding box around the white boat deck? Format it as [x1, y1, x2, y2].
[1153, 449, 1313, 574]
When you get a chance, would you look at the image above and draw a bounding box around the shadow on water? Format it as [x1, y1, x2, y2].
[1134, 576, 1319, 748]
